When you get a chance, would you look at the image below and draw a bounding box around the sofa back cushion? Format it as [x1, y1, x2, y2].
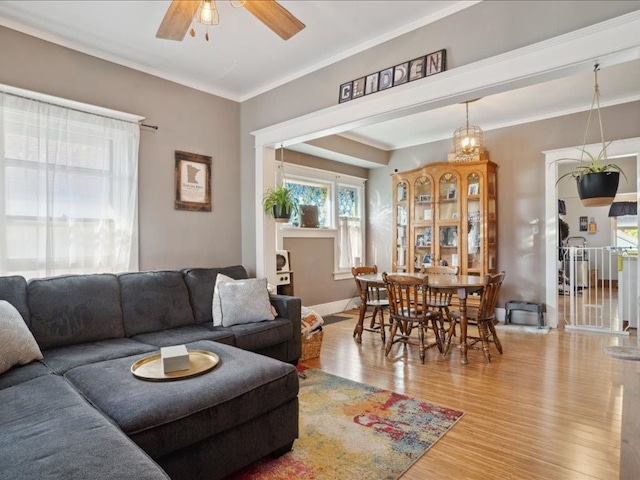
[119, 271, 195, 336]
[28, 274, 124, 350]
[0, 275, 30, 327]
[183, 266, 249, 324]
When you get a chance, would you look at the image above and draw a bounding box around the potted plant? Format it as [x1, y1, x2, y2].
[555, 64, 626, 207]
[262, 184, 298, 223]
[556, 142, 626, 207]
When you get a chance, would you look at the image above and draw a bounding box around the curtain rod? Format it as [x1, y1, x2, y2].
[1, 88, 145, 126]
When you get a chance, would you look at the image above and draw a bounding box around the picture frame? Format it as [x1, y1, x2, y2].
[579, 216, 588, 231]
[352, 77, 365, 99]
[416, 234, 425, 247]
[409, 56, 426, 81]
[418, 194, 431, 202]
[174, 150, 212, 212]
[364, 72, 379, 95]
[447, 186, 457, 199]
[393, 62, 409, 86]
[468, 183, 479, 196]
[425, 49, 446, 76]
[338, 81, 353, 103]
[378, 67, 394, 90]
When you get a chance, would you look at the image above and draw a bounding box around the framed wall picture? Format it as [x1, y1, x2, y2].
[339, 81, 353, 103]
[352, 77, 365, 99]
[364, 72, 379, 95]
[174, 150, 212, 212]
[379, 67, 394, 90]
[579, 216, 588, 231]
[393, 62, 409, 86]
[426, 49, 446, 76]
[409, 56, 426, 81]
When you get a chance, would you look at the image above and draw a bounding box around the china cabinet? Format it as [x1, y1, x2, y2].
[391, 159, 498, 277]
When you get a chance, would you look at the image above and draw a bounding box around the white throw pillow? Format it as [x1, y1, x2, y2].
[218, 278, 275, 327]
[0, 300, 43, 375]
[212, 273, 234, 326]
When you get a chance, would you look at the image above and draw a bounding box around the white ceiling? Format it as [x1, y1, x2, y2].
[1, 1, 639, 160]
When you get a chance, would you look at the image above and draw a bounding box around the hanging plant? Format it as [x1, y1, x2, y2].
[262, 145, 298, 223]
[554, 65, 626, 207]
[262, 184, 298, 223]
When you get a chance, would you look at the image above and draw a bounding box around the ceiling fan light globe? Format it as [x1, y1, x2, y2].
[197, 1, 219, 26]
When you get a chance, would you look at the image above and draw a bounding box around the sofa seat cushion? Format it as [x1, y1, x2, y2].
[0, 374, 169, 480]
[64, 340, 298, 459]
[43, 338, 157, 375]
[0, 361, 51, 390]
[28, 273, 124, 349]
[131, 324, 235, 348]
[119, 271, 195, 336]
[227, 317, 292, 352]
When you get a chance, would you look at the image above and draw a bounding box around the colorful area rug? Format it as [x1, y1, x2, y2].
[227, 366, 464, 480]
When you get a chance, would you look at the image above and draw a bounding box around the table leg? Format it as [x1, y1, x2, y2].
[457, 287, 469, 365]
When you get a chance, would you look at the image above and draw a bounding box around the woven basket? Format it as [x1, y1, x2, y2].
[300, 330, 323, 361]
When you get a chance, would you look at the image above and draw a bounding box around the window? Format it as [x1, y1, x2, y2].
[285, 179, 330, 227]
[614, 215, 638, 249]
[279, 163, 365, 277]
[1, 91, 140, 278]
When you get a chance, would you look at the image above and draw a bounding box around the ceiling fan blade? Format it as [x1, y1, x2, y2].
[156, 0, 201, 41]
[243, 0, 305, 41]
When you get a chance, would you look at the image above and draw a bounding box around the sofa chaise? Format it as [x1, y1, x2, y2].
[0, 265, 302, 480]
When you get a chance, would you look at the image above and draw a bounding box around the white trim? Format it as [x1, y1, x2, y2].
[0, 83, 144, 123]
[308, 298, 360, 318]
[544, 137, 640, 328]
[255, 10, 640, 288]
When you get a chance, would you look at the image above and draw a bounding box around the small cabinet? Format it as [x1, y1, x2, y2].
[391, 158, 498, 277]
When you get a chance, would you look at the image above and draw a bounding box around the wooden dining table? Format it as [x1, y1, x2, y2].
[354, 272, 486, 364]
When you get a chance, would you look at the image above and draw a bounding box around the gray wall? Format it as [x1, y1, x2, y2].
[0, 26, 241, 271]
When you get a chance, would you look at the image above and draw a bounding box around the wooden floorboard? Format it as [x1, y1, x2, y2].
[301, 310, 640, 480]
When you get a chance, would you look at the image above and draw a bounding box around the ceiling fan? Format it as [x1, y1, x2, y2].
[156, 0, 305, 41]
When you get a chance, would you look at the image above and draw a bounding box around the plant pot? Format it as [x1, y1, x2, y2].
[576, 171, 619, 207]
[272, 205, 292, 223]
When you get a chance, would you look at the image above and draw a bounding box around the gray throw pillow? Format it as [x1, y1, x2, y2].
[0, 300, 43, 374]
[212, 273, 234, 326]
[218, 278, 275, 327]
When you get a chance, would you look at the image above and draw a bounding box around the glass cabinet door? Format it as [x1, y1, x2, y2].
[438, 225, 459, 267]
[466, 172, 482, 273]
[438, 172, 459, 221]
[413, 176, 433, 223]
[394, 181, 408, 271]
[413, 176, 433, 270]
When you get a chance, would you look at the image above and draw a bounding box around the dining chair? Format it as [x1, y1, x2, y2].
[422, 265, 459, 341]
[444, 271, 506, 363]
[351, 265, 389, 342]
[382, 272, 442, 364]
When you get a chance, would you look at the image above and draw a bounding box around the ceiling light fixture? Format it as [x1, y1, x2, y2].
[448, 99, 488, 163]
[190, 0, 248, 41]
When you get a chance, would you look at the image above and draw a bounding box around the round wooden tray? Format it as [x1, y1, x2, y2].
[131, 350, 220, 381]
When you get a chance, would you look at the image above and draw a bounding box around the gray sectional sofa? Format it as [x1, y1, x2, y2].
[0, 266, 302, 480]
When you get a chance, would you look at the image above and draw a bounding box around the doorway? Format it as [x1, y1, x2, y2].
[544, 137, 640, 330]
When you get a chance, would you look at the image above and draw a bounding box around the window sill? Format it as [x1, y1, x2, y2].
[280, 227, 338, 238]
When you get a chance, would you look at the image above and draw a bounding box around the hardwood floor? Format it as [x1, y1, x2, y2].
[301, 310, 640, 480]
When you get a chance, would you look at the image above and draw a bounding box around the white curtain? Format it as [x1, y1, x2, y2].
[339, 216, 361, 269]
[0, 92, 139, 278]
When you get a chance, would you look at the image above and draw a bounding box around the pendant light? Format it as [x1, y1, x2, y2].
[448, 99, 488, 163]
